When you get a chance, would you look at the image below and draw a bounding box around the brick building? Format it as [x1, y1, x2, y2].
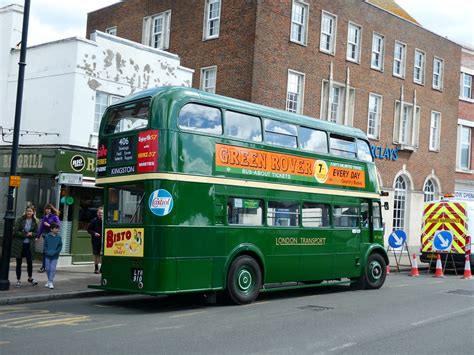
[87, 0, 462, 248]
[456, 46, 474, 200]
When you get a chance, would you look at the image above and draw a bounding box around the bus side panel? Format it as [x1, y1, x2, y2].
[298, 227, 334, 281]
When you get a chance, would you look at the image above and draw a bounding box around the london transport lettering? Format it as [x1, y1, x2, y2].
[275, 237, 327, 246]
[104, 228, 144, 257]
[216, 144, 365, 188]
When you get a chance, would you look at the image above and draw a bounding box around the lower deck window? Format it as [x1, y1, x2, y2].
[107, 184, 145, 224]
[227, 198, 263, 225]
[333, 205, 359, 227]
[267, 201, 300, 226]
[302, 203, 330, 227]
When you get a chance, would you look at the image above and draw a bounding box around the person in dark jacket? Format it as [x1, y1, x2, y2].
[87, 207, 103, 274]
[37, 203, 60, 273]
[12, 206, 39, 287]
[43, 222, 62, 289]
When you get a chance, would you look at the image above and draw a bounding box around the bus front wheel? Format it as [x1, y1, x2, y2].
[227, 256, 262, 305]
[351, 253, 387, 290]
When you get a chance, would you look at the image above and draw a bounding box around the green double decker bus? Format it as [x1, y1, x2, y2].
[93, 86, 388, 304]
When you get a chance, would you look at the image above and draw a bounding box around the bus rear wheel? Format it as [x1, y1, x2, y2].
[227, 256, 261, 305]
[351, 253, 386, 290]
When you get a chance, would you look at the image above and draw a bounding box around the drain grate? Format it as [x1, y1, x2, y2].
[446, 289, 474, 297]
[298, 305, 334, 311]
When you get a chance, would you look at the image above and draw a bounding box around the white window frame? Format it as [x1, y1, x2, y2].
[105, 26, 117, 36]
[429, 111, 441, 152]
[286, 70, 305, 114]
[320, 80, 355, 126]
[432, 57, 444, 90]
[461, 72, 473, 100]
[329, 86, 342, 123]
[371, 32, 384, 71]
[290, 0, 309, 46]
[346, 22, 362, 63]
[423, 179, 438, 203]
[320, 11, 337, 55]
[203, 0, 221, 40]
[142, 10, 171, 50]
[200, 66, 217, 93]
[94, 92, 121, 134]
[457, 125, 472, 171]
[393, 100, 420, 149]
[393, 175, 408, 231]
[413, 49, 425, 85]
[393, 41, 406, 78]
[367, 93, 382, 140]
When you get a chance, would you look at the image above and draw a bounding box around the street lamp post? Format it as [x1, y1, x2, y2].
[0, 0, 31, 291]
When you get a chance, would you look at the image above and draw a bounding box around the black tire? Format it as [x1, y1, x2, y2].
[351, 253, 386, 290]
[227, 255, 262, 305]
[365, 253, 387, 289]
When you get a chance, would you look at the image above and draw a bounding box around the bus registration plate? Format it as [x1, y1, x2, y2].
[131, 268, 143, 283]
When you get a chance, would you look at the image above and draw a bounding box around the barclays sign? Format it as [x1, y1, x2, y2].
[370, 145, 398, 161]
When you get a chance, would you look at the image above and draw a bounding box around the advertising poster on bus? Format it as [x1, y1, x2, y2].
[215, 144, 365, 188]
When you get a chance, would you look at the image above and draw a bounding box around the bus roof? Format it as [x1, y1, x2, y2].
[114, 86, 369, 141]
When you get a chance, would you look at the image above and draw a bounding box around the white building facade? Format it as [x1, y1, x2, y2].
[0, 3, 193, 263]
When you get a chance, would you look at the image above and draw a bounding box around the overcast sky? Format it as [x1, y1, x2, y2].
[1, 0, 473, 47]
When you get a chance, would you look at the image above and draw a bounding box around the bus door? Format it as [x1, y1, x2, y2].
[266, 201, 302, 283]
[332, 204, 361, 278]
[299, 202, 333, 282]
[370, 201, 384, 246]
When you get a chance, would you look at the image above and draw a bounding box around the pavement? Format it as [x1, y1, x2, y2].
[0, 254, 425, 306]
[0, 260, 105, 305]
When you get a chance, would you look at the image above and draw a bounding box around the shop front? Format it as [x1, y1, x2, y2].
[0, 146, 102, 265]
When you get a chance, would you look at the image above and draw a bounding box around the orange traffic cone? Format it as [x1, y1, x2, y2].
[462, 255, 472, 279]
[410, 254, 419, 277]
[434, 254, 444, 277]
[386, 264, 390, 275]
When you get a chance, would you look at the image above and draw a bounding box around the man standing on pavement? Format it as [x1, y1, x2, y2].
[87, 207, 103, 274]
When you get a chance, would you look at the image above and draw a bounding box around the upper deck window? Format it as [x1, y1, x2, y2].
[178, 103, 222, 134]
[225, 111, 262, 142]
[330, 135, 356, 158]
[299, 127, 328, 153]
[264, 119, 298, 148]
[104, 99, 150, 135]
[357, 139, 373, 162]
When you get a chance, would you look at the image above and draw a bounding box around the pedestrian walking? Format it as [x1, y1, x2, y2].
[37, 203, 60, 273]
[87, 207, 103, 274]
[43, 222, 62, 289]
[12, 206, 39, 287]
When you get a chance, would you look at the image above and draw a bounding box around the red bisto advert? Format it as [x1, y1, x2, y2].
[137, 130, 158, 173]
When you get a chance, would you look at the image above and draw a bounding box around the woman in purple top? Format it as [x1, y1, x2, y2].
[37, 203, 60, 273]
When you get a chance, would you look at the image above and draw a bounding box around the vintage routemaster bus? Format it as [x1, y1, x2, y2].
[92, 86, 388, 304]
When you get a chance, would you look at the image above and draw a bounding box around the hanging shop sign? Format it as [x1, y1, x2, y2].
[58, 173, 83, 186]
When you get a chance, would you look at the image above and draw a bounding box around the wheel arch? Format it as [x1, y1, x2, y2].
[362, 244, 389, 273]
[223, 243, 266, 288]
